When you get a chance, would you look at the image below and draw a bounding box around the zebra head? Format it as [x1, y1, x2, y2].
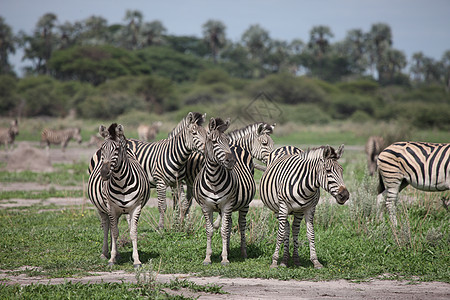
[252, 123, 276, 163]
[9, 119, 19, 137]
[205, 117, 236, 170]
[318, 144, 349, 205]
[184, 112, 207, 152]
[73, 127, 82, 144]
[99, 124, 126, 181]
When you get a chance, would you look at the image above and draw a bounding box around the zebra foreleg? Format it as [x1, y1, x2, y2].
[129, 206, 142, 268]
[108, 210, 120, 266]
[99, 211, 110, 260]
[156, 183, 167, 230]
[292, 214, 303, 267]
[220, 207, 233, 266]
[202, 208, 214, 265]
[305, 207, 322, 269]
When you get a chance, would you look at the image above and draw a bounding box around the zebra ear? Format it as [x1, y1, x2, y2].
[257, 124, 265, 136]
[323, 145, 332, 160]
[336, 144, 345, 159]
[99, 125, 109, 139]
[116, 124, 124, 139]
[208, 117, 216, 132]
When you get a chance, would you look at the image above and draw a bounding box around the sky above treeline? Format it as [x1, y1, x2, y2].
[2, 0, 450, 75]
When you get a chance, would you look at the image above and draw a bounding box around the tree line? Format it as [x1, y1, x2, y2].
[0, 11, 449, 130]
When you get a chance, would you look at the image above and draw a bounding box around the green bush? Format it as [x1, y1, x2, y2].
[336, 80, 379, 94]
[0, 74, 19, 114]
[328, 94, 377, 119]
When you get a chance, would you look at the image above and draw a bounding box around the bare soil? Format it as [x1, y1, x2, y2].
[1, 142, 449, 299]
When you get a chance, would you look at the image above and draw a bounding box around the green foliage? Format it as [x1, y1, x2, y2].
[336, 80, 379, 94]
[0, 75, 18, 113]
[328, 93, 378, 119]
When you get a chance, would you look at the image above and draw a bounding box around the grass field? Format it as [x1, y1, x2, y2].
[0, 120, 449, 298]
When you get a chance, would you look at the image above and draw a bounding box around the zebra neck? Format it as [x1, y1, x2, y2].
[168, 130, 193, 163]
[230, 136, 252, 154]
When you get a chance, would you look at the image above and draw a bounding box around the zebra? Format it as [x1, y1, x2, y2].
[88, 123, 150, 267]
[41, 127, 82, 151]
[377, 141, 450, 226]
[193, 117, 256, 265]
[365, 136, 386, 176]
[127, 112, 207, 229]
[0, 119, 19, 150]
[137, 121, 162, 142]
[180, 122, 276, 220]
[266, 145, 304, 166]
[260, 145, 349, 269]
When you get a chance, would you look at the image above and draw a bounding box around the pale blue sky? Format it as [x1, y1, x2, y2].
[2, 0, 450, 75]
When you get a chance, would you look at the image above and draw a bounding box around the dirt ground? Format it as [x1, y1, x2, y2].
[1, 142, 449, 299]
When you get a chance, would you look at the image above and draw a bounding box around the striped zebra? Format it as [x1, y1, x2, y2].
[88, 123, 151, 267]
[0, 119, 19, 150]
[41, 127, 82, 151]
[127, 112, 207, 229]
[193, 117, 256, 265]
[377, 141, 450, 226]
[266, 145, 304, 166]
[180, 122, 276, 220]
[260, 145, 349, 269]
[365, 136, 386, 176]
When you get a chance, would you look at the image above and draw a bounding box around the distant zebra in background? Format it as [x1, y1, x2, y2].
[88, 123, 150, 267]
[137, 121, 162, 142]
[194, 117, 256, 265]
[365, 136, 385, 176]
[88, 134, 103, 148]
[41, 127, 82, 151]
[181, 122, 276, 220]
[260, 145, 349, 268]
[0, 119, 19, 150]
[127, 112, 206, 229]
[377, 141, 450, 226]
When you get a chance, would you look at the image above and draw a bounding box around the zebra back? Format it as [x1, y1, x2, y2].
[41, 127, 82, 146]
[365, 136, 385, 176]
[266, 145, 304, 166]
[377, 141, 450, 192]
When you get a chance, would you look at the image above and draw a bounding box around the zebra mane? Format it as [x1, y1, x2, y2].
[227, 123, 261, 139]
[210, 117, 229, 133]
[302, 145, 342, 160]
[107, 123, 119, 140]
[168, 112, 205, 138]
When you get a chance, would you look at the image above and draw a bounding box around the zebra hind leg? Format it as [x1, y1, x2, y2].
[156, 183, 167, 230]
[129, 206, 143, 268]
[291, 214, 303, 267]
[220, 209, 233, 266]
[202, 209, 214, 265]
[108, 211, 120, 266]
[280, 218, 290, 267]
[238, 207, 249, 259]
[305, 208, 323, 269]
[271, 206, 288, 268]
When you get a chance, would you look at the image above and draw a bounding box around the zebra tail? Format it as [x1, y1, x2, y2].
[377, 171, 385, 195]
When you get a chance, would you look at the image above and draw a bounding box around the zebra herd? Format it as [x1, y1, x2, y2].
[39, 113, 443, 269]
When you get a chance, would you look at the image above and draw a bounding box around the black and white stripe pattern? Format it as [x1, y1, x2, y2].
[377, 141, 450, 226]
[181, 122, 276, 220]
[365, 136, 386, 176]
[260, 145, 349, 269]
[41, 127, 82, 151]
[0, 119, 19, 150]
[127, 112, 206, 229]
[88, 123, 151, 267]
[193, 117, 257, 265]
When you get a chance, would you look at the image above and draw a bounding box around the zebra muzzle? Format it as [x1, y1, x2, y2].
[335, 186, 349, 205]
[223, 153, 236, 170]
[100, 162, 111, 180]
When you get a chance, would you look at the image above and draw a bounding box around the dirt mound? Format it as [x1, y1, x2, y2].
[5, 142, 53, 172]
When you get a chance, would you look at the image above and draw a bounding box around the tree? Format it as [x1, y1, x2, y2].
[80, 16, 110, 45]
[241, 24, 272, 77]
[366, 23, 392, 82]
[141, 20, 167, 46]
[202, 20, 226, 64]
[308, 25, 334, 58]
[121, 10, 143, 50]
[335, 29, 369, 75]
[440, 50, 450, 91]
[19, 13, 59, 75]
[0, 17, 16, 75]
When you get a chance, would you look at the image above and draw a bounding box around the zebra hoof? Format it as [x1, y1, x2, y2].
[203, 261, 211, 266]
[312, 260, 323, 269]
[279, 262, 287, 268]
[100, 254, 108, 260]
[221, 261, 230, 266]
[108, 262, 115, 266]
[133, 264, 142, 269]
[270, 263, 278, 269]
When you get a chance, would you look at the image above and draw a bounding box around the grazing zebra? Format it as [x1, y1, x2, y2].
[88, 123, 150, 267]
[0, 119, 19, 150]
[41, 127, 82, 151]
[127, 112, 207, 229]
[137, 121, 162, 142]
[181, 122, 276, 220]
[260, 145, 349, 269]
[365, 136, 386, 176]
[194, 117, 256, 265]
[377, 141, 450, 226]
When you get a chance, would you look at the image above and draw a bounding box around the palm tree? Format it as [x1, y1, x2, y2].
[308, 25, 334, 58]
[123, 10, 143, 49]
[0, 17, 16, 74]
[142, 20, 167, 46]
[202, 20, 226, 64]
[241, 24, 271, 61]
[366, 23, 392, 81]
